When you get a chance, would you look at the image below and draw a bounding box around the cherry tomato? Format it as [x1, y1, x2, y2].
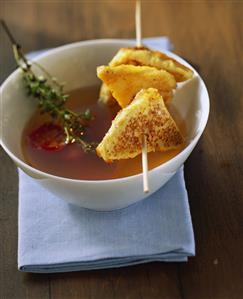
[28, 123, 66, 151]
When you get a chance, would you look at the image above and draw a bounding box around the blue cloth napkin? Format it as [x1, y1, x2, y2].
[18, 38, 195, 273]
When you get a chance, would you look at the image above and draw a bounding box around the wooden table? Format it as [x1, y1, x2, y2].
[1, 1, 242, 298]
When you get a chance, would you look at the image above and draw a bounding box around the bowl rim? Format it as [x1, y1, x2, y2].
[0, 38, 210, 184]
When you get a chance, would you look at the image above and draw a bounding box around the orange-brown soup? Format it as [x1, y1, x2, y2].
[22, 86, 185, 180]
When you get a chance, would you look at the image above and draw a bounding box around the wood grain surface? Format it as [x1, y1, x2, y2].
[0, 1, 242, 299]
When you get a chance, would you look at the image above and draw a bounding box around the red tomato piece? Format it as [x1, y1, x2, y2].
[29, 123, 66, 151]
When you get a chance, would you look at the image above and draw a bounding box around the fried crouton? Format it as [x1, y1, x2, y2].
[109, 47, 193, 82]
[98, 83, 117, 106]
[97, 65, 176, 108]
[96, 88, 183, 162]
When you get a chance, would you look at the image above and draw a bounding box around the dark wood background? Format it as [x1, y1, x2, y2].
[0, 1, 242, 298]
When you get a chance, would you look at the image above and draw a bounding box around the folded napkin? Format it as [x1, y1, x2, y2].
[18, 38, 195, 273]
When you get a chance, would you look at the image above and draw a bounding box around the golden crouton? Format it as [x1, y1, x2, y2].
[109, 47, 193, 82]
[96, 88, 183, 162]
[97, 65, 176, 108]
[98, 83, 117, 106]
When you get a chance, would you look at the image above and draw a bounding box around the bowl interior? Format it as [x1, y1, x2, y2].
[0, 40, 208, 179]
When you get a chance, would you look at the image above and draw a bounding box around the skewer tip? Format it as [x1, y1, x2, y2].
[142, 135, 149, 193]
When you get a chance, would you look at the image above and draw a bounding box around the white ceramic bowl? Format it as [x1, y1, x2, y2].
[0, 39, 209, 211]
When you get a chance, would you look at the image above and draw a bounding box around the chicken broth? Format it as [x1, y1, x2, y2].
[22, 85, 185, 180]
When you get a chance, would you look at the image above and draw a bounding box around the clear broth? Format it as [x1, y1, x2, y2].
[22, 85, 185, 180]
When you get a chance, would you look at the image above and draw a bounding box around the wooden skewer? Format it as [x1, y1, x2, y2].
[142, 135, 149, 193]
[135, 0, 142, 47]
[135, 0, 149, 193]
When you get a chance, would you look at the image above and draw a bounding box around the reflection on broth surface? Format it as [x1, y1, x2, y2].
[22, 85, 185, 180]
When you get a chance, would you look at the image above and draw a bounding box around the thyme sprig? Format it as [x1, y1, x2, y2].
[1, 20, 97, 152]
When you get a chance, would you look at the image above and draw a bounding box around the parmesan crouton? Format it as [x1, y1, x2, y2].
[97, 65, 176, 108]
[98, 83, 117, 106]
[109, 47, 193, 82]
[96, 88, 183, 162]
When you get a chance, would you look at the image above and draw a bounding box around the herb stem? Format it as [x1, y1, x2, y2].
[32, 61, 63, 90]
[1, 20, 30, 70]
[1, 20, 97, 152]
